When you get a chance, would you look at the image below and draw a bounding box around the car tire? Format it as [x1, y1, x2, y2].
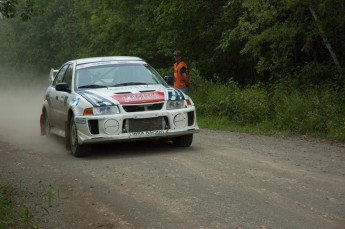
[44, 112, 52, 139]
[69, 116, 88, 157]
[172, 134, 193, 147]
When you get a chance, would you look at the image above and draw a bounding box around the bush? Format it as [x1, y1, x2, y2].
[190, 69, 240, 118]
[191, 69, 270, 125]
[191, 69, 345, 141]
[271, 78, 345, 139]
[231, 84, 270, 125]
[0, 181, 15, 228]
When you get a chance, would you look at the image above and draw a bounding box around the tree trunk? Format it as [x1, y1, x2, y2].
[309, 1, 342, 73]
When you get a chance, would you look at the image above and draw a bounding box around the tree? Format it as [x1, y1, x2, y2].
[0, 0, 343, 85]
[219, 0, 344, 84]
[135, 0, 232, 78]
[0, 0, 38, 21]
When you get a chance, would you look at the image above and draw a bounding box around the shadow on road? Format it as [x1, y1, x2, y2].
[48, 136, 198, 160]
[87, 140, 199, 160]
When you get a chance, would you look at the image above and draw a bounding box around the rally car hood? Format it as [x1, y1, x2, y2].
[76, 84, 186, 107]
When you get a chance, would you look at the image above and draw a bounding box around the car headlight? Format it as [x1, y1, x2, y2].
[94, 106, 120, 115]
[167, 100, 185, 110]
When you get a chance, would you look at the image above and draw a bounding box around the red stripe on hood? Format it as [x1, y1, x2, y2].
[112, 92, 165, 104]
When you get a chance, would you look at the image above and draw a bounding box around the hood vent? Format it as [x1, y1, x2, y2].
[139, 90, 156, 93]
[114, 90, 157, 95]
[114, 92, 132, 94]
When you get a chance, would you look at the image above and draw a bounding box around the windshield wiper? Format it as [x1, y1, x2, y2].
[78, 84, 107, 89]
[111, 82, 149, 87]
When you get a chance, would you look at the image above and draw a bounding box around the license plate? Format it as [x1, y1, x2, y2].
[129, 130, 167, 136]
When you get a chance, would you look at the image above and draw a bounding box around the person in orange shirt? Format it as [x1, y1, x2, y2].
[173, 50, 191, 94]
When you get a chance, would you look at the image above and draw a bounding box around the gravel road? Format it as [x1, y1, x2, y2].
[0, 83, 345, 228]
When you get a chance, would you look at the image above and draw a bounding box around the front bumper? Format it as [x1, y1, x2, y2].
[74, 108, 199, 145]
[79, 128, 199, 144]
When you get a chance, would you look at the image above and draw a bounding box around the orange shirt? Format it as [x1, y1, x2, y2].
[173, 61, 190, 89]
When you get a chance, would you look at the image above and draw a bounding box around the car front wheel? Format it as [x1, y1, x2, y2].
[44, 112, 52, 139]
[69, 116, 87, 157]
[172, 134, 193, 147]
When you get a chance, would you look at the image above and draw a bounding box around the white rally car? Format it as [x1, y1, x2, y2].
[40, 56, 199, 157]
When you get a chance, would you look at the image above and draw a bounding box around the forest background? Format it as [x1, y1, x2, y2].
[0, 0, 345, 141]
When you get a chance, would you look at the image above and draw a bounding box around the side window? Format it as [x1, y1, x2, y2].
[62, 64, 73, 90]
[52, 65, 68, 87]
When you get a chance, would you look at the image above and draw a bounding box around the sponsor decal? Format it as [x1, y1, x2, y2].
[46, 90, 52, 106]
[76, 61, 132, 70]
[76, 117, 86, 124]
[64, 96, 68, 106]
[71, 98, 80, 106]
[76, 62, 109, 69]
[112, 92, 165, 104]
[129, 130, 167, 136]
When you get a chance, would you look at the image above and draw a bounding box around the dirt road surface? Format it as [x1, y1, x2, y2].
[0, 81, 345, 228]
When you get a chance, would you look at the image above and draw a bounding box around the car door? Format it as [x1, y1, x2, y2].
[49, 64, 69, 130]
[54, 64, 74, 130]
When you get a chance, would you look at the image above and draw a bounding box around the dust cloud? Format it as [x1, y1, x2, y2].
[0, 66, 64, 153]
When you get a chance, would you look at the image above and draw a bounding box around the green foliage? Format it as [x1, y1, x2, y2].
[0, 0, 39, 21]
[219, 0, 344, 83]
[192, 69, 345, 141]
[22, 206, 32, 226]
[191, 69, 238, 118]
[1, 0, 344, 85]
[0, 181, 15, 228]
[0, 174, 61, 228]
[191, 70, 270, 125]
[291, 62, 341, 86]
[271, 78, 345, 139]
[232, 84, 270, 125]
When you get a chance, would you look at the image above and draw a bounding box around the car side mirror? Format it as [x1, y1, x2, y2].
[164, 75, 174, 86]
[55, 82, 70, 93]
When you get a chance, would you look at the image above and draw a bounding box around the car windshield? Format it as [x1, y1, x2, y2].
[75, 63, 166, 89]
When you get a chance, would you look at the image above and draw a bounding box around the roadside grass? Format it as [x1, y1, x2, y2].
[196, 116, 299, 140]
[0, 174, 60, 229]
[190, 69, 345, 142]
[0, 180, 15, 228]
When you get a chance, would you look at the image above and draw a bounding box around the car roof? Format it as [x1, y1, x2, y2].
[73, 56, 145, 65]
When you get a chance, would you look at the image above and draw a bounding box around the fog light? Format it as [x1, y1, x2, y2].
[173, 113, 187, 128]
[104, 119, 119, 135]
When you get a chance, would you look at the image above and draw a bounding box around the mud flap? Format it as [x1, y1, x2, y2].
[65, 121, 71, 150]
[40, 114, 46, 136]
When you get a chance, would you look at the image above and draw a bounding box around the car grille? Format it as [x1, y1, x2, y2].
[122, 116, 169, 133]
[122, 103, 163, 112]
